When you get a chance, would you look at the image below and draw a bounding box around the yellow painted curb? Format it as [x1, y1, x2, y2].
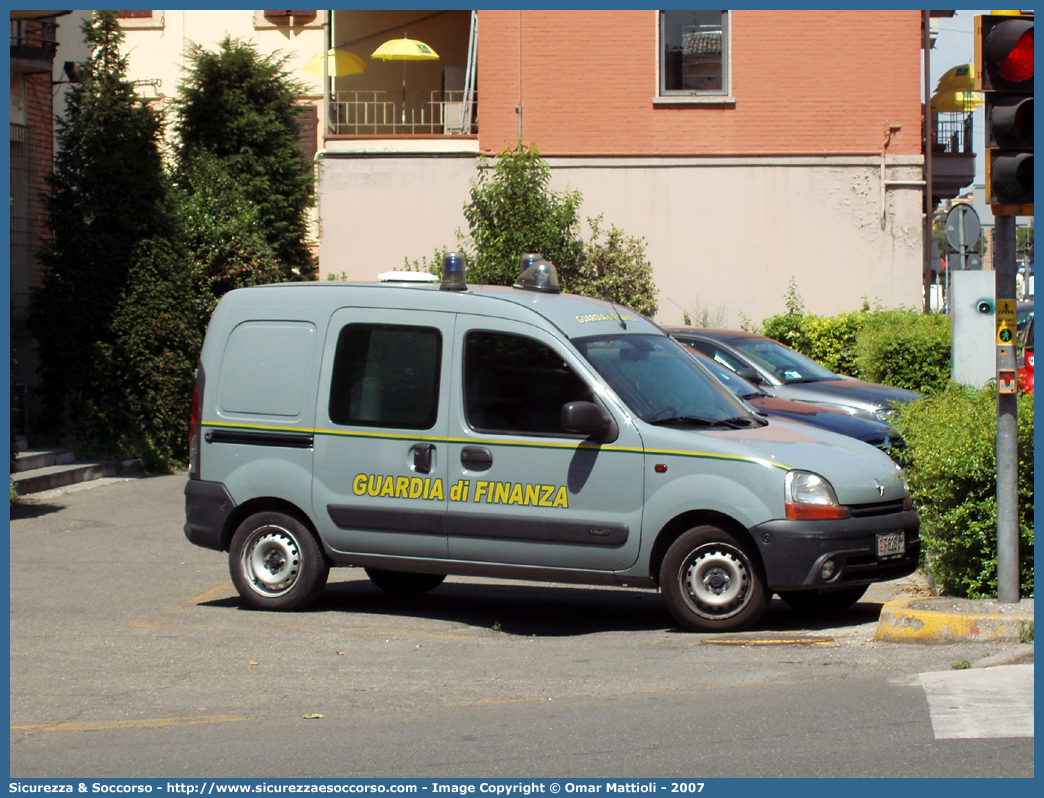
[875, 597, 1034, 643]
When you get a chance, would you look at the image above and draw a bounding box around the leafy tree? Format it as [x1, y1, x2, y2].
[173, 152, 281, 332]
[30, 11, 197, 468]
[460, 143, 583, 287]
[455, 143, 656, 314]
[174, 37, 315, 281]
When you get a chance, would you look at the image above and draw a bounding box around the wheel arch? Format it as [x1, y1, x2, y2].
[221, 497, 322, 555]
[648, 510, 764, 588]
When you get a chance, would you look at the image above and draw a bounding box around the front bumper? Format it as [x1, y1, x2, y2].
[751, 509, 920, 590]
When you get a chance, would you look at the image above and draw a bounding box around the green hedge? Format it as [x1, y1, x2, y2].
[854, 311, 951, 394]
[761, 307, 951, 394]
[892, 385, 1034, 598]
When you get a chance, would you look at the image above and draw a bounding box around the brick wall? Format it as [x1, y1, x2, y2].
[476, 10, 923, 157]
[25, 70, 53, 291]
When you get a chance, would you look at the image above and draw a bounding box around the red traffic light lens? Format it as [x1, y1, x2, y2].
[998, 27, 1034, 83]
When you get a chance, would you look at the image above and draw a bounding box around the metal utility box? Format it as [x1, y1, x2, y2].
[950, 270, 997, 387]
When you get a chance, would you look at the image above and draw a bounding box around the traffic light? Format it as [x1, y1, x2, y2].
[975, 13, 1033, 215]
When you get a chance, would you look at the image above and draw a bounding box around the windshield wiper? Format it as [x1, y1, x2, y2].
[650, 415, 764, 429]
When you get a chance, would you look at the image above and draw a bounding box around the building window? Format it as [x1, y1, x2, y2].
[659, 10, 729, 97]
[116, 11, 153, 18]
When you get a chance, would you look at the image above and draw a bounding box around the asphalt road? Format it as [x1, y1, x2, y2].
[8, 474, 1034, 779]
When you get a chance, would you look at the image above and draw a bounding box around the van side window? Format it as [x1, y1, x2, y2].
[329, 324, 441, 429]
[464, 331, 593, 435]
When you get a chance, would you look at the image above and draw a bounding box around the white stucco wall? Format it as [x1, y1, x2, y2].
[113, 11, 326, 124]
[317, 154, 925, 328]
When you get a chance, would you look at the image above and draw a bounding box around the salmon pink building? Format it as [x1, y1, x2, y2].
[106, 9, 945, 326]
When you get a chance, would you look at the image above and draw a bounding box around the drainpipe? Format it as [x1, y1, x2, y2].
[311, 10, 332, 278]
[922, 9, 933, 312]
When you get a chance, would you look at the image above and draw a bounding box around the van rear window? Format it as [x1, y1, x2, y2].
[328, 324, 441, 429]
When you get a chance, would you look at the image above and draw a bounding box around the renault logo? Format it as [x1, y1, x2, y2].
[874, 478, 885, 498]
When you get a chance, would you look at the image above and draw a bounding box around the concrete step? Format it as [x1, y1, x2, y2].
[15, 448, 75, 472]
[11, 453, 142, 496]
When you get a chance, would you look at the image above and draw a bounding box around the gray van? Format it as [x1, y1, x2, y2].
[185, 257, 919, 632]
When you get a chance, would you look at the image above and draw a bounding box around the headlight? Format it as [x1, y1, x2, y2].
[785, 470, 850, 520]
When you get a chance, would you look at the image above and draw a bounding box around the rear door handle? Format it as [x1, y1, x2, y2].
[460, 446, 493, 471]
[413, 443, 435, 474]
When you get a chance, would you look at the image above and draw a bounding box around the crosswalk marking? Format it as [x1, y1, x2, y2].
[920, 663, 1034, 739]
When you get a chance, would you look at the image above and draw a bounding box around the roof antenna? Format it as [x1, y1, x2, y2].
[608, 299, 627, 329]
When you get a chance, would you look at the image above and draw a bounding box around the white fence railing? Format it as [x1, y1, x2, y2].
[330, 90, 476, 136]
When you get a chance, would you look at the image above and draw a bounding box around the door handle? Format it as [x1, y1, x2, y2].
[413, 443, 435, 474]
[460, 446, 493, 471]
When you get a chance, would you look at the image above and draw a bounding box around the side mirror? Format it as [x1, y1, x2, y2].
[561, 401, 612, 439]
[737, 367, 765, 386]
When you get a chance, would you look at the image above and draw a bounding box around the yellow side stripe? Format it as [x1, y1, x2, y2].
[202, 423, 789, 470]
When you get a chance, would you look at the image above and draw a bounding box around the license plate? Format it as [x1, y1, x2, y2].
[876, 532, 905, 559]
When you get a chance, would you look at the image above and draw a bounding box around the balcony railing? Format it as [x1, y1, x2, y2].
[932, 112, 974, 155]
[10, 18, 58, 72]
[330, 90, 477, 136]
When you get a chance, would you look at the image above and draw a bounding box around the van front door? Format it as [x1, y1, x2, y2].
[445, 318, 644, 571]
[312, 309, 454, 558]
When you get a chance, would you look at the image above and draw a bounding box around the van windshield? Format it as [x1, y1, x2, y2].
[574, 334, 763, 427]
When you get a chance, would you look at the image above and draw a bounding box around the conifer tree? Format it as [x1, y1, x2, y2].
[30, 11, 198, 469]
[175, 38, 316, 281]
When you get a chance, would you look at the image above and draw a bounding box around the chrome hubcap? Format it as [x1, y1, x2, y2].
[243, 526, 300, 596]
[683, 545, 752, 620]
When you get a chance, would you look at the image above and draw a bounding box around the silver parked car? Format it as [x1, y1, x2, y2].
[666, 328, 920, 423]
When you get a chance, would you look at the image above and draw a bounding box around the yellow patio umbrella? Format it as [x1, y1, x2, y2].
[930, 90, 983, 113]
[370, 37, 439, 61]
[371, 36, 440, 123]
[934, 63, 976, 94]
[303, 47, 367, 77]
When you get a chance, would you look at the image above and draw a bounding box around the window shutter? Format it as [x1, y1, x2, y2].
[264, 11, 317, 24]
[116, 11, 153, 19]
[294, 105, 317, 166]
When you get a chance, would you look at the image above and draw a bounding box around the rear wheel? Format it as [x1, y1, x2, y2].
[660, 526, 768, 632]
[229, 511, 329, 611]
[365, 568, 446, 596]
[777, 586, 868, 614]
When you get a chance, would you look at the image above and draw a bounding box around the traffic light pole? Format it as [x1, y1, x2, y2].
[993, 215, 1019, 604]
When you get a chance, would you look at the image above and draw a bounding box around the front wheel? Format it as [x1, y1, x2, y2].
[777, 586, 868, 615]
[229, 511, 329, 611]
[660, 526, 768, 633]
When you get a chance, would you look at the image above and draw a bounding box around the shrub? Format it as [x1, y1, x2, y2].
[855, 310, 951, 394]
[892, 384, 1034, 597]
[568, 216, 657, 317]
[454, 143, 657, 315]
[460, 142, 583, 287]
[174, 152, 281, 332]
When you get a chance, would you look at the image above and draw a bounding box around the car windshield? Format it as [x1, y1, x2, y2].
[574, 334, 762, 426]
[729, 337, 838, 384]
[687, 350, 764, 398]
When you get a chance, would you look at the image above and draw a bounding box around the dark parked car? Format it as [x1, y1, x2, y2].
[688, 349, 903, 451]
[666, 328, 920, 423]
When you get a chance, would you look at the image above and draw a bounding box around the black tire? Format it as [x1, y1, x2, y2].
[777, 586, 868, 615]
[660, 525, 768, 632]
[365, 568, 446, 596]
[229, 511, 329, 611]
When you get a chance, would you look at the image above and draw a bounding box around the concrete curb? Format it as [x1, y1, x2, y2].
[875, 596, 1035, 643]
